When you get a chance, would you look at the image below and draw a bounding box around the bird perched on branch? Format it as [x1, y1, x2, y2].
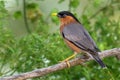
[52, 11, 106, 68]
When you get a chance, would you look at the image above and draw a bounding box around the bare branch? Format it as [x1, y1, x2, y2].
[1, 48, 120, 80]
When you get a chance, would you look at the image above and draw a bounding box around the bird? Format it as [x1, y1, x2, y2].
[52, 11, 106, 68]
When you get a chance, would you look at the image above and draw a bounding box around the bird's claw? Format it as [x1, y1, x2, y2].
[59, 60, 71, 68]
[66, 61, 71, 68]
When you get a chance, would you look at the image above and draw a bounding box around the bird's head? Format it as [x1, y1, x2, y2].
[52, 11, 80, 24]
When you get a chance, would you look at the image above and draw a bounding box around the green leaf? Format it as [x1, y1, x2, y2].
[70, 0, 80, 8]
[13, 11, 22, 19]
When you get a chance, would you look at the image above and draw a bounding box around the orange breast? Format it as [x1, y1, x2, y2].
[59, 16, 77, 33]
[59, 16, 81, 53]
[64, 39, 81, 53]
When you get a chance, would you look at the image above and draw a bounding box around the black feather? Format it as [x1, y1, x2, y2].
[58, 11, 80, 23]
[92, 54, 106, 68]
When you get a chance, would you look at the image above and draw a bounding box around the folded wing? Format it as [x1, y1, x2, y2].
[62, 23, 100, 53]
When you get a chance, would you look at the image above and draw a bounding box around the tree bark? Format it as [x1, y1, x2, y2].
[0, 48, 120, 80]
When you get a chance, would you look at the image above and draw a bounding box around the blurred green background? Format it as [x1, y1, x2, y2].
[0, 0, 120, 80]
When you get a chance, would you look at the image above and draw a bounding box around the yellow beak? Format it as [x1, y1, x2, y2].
[51, 13, 57, 16]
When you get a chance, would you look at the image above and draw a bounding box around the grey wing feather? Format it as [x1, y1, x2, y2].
[62, 23, 99, 52]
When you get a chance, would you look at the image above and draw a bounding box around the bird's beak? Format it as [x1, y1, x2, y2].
[51, 13, 57, 16]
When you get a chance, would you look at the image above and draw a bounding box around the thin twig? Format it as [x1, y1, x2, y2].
[88, 0, 113, 20]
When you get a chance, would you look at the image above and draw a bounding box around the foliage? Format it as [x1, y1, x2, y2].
[0, 0, 120, 80]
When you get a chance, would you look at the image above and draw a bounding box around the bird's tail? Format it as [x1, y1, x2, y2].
[92, 55, 106, 68]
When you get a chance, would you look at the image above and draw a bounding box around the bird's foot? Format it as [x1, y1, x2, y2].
[61, 52, 77, 61]
[59, 60, 71, 68]
[59, 52, 77, 68]
[66, 61, 71, 68]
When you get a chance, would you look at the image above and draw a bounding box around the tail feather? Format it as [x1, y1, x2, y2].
[92, 55, 106, 68]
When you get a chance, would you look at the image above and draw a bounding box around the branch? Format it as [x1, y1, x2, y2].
[1, 48, 120, 80]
